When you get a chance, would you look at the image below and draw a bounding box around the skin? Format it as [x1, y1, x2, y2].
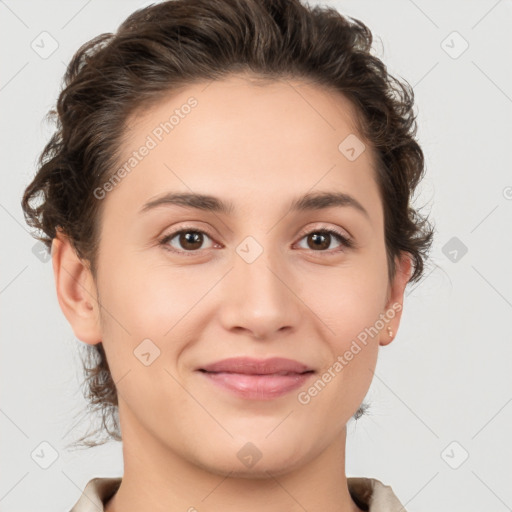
[53, 74, 411, 512]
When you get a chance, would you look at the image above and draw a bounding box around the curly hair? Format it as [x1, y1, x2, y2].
[21, 0, 434, 449]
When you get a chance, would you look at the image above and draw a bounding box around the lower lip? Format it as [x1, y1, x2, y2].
[199, 371, 314, 400]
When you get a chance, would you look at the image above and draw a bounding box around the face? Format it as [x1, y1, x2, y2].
[58, 74, 410, 477]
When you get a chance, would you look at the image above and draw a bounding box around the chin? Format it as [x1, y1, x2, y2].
[190, 436, 311, 479]
[198, 456, 307, 480]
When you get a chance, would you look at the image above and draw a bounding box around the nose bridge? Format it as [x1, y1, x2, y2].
[221, 234, 301, 338]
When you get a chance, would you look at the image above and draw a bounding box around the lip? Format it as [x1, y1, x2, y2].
[197, 357, 315, 400]
[199, 357, 313, 374]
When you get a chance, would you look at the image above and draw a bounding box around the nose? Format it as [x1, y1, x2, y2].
[218, 246, 303, 340]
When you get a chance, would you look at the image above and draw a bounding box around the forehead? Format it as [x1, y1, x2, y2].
[109, 74, 382, 224]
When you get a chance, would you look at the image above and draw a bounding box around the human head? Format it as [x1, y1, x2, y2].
[22, 0, 433, 450]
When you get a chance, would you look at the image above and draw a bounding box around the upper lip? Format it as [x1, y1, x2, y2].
[198, 357, 314, 375]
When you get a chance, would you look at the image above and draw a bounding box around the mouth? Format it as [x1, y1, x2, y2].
[198, 356, 314, 375]
[198, 369, 314, 376]
[196, 357, 315, 400]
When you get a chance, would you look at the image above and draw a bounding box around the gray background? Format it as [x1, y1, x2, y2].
[1, 1, 511, 511]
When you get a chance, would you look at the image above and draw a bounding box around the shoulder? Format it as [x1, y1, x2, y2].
[69, 477, 122, 512]
[347, 476, 407, 512]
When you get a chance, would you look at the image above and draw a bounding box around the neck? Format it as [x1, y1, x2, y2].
[105, 401, 362, 512]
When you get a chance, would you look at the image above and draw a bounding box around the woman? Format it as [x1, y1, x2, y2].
[21, 0, 433, 510]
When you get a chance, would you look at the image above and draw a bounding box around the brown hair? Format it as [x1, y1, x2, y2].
[22, 0, 434, 448]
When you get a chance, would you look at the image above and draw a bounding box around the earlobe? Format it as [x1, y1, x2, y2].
[52, 230, 102, 345]
[379, 253, 413, 347]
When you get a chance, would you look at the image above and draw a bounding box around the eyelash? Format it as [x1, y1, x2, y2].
[158, 225, 355, 257]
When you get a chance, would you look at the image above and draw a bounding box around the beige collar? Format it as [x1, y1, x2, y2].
[70, 476, 407, 511]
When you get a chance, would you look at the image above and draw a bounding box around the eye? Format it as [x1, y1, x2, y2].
[295, 228, 354, 253]
[159, 226, 354, 256]
[159, 228, 216, 254]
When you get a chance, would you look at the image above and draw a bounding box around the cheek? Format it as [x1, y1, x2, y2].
[94, 251, 191, 375]
[299, 269, 385, 423]
[301, 252, 388, 396]
[95, 247, 229, 384]
[97, 248, 202, 334]
[303, 254, 389, 340]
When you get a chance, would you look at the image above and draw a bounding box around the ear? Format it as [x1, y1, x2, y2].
[51, 229, 102, 345]
[379, 252, 413, 347]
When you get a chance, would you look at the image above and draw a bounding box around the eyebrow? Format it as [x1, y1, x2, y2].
[140, 190, 370, 219]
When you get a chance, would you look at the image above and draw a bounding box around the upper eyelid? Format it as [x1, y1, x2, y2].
[161, 222, 351, 239]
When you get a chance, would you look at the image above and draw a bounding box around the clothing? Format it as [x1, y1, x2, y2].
[69, 476, 407, 511]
